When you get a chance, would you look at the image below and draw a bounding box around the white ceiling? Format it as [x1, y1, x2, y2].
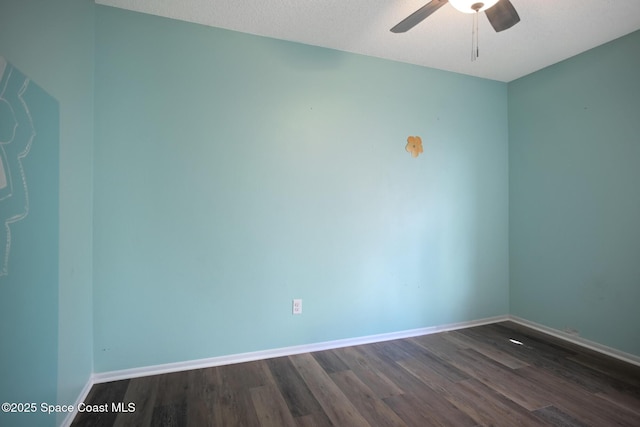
[96, 0, 640, 82]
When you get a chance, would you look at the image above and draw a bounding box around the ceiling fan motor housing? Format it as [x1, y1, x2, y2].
[449, 0, 500, 13]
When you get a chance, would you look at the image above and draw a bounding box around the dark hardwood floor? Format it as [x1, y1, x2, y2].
[71, 322, 640, 426]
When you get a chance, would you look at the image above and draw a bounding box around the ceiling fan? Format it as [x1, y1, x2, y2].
[390, 0, 520, 34]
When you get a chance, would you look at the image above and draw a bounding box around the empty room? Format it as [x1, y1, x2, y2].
[1, 0, 639, 426]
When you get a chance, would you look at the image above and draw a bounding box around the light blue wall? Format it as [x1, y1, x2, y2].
[0, 1, 94, 426]
[0, 59, 59, 427]
[93, 6, 509, 372]
[509, 30, 640, 355]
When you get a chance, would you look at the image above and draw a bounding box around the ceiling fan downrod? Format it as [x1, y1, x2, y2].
[471, 3, 482, 61]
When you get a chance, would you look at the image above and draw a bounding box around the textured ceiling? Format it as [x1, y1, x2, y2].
[96, 0, 640, 82]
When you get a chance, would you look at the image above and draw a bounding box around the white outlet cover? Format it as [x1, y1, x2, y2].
[293, 299, 302, 315]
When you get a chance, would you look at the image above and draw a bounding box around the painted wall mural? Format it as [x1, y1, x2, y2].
[0, 57, 36, 276]
[0, 57, 58, 280]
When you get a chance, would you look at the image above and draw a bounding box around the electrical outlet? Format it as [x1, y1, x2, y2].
[292, 299, 302, 315]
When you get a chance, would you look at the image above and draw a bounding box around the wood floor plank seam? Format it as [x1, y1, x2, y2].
[289, 353, 371, 427]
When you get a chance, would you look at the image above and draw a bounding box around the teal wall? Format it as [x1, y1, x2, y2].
[509, 30, 640, 355]
[93, 6, 509, 372]
[0, 1, 94, 426]
[0, 59, 59, 427]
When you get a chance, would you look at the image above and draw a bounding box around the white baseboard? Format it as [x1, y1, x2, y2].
[92, 315, 509, 384]
[59, 377, 93, 427]
[507, 315, 640, 367]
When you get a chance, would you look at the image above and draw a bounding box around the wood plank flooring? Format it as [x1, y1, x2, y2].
[71, 322, 640, 426]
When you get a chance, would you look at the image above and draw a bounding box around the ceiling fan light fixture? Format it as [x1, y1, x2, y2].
[448, 0, 499, 14]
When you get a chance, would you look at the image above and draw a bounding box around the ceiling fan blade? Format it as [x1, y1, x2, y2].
[485, 0, 520, 32]
[390, 0, 448, 33]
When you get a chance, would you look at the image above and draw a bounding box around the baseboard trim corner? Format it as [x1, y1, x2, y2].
[59, 377, 93, 427]
[507, 315, 640, 367]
